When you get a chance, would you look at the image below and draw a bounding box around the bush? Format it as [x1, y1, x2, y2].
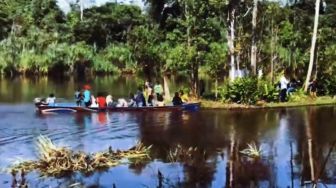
[288, 89, 308, 102]
[318, 76, 336, 96]
[257, 79, 279, 102]
[220, 77, 279, 104]
[221, 77, 259, 104]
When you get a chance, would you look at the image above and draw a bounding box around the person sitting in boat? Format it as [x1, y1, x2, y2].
[34, 97, 47, 106]
[135, 87, 146, 107]
[106, 95, 117, 107]
[147, 91, 154, 107]
[74, 88, 83, 106]
[46, 93, 56, 106]
[83, 85, 91, 107]
[156, 93, 165, 107]
[128, 93, 136, 107]
[144, 81, 153, 100]
[90, 95, 98, 108]
[96, 92, 107, 108]
[172, 92, 183, 106]
[154, 80, 163, 96]
[117, 98, 128, 107]
[180, 90, 189, 103]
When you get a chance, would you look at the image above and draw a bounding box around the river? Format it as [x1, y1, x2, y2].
[1, 76, 336, 187]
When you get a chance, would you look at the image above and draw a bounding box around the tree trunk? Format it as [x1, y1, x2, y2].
[227, 8, 236, 81]
[304, 0, 321, 92]
[185, 1, 198, 98]
[163, 75, 171, 101]
[251, 0, 258, 76]
[271, 21, 275, 83]
[80, 0, 84, 21]
[215, 79, 218, 99]
[237, 52, 241, 78]
[191, 63, 199, 98]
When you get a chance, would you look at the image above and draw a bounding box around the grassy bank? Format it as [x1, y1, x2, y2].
[200, 96, 336, 109]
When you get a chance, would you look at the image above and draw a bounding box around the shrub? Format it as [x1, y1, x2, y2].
[318, 76, 336, 96]
[221, 77, 259, 104]
[220, 77, 279, 104]
[257, 79, 279, 102]
[288, 89, 308, 102]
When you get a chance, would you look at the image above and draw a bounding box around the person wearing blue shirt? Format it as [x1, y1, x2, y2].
[83, 85, 91, 107]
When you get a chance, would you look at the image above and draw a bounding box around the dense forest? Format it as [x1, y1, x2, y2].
[0, 0, 336, 100]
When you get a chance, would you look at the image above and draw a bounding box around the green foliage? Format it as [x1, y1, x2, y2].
[92, 55, 120, 74]
[288, 89, 308, 102]
[221, 77, 259, 104]
[69, 3, 145, 46]
[220, 78, 279, 104]
[203, 42, 228, 78]
[165, 43, 197, 72]
[105, 44, 135, 70]
[257, 80, 279, 102]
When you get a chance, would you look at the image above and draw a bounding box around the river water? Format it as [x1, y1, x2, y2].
[1, 77, 336, 187]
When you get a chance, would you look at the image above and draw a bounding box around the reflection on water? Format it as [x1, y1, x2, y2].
[0, 76, 194, 103]
[1, 105, 336, 187]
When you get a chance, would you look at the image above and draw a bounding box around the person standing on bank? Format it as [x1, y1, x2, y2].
[279, 74, 289, 102]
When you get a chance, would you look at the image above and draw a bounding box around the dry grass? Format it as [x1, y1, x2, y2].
[240, 142, 262, 158]
[10, 135, 151, 178]
[167, 144, 205, 163]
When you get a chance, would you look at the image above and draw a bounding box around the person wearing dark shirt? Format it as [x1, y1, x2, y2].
[172, 92, 183, 106]
[308, 80, 318, 98]
[74, 88, 83, 106]
[147, 92, 154, 107]
[156, 93, 165, 106]
[135, 87, 146, 107]
[128, 93, 136, 107]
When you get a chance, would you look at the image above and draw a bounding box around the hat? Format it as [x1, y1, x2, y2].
[84, 84, 91, 90]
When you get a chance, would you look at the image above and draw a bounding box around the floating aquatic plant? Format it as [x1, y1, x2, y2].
[168, 144, 204, 163]
[10, 135, 152, 178]
[240, 142, 262, 158]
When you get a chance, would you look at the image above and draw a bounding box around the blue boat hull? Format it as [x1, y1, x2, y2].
[36, 103, 201, 114]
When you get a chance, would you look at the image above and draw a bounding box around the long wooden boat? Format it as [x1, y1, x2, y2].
[35, 102, 201, 114]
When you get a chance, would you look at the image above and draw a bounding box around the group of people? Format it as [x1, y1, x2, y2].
[278, 74, 318, 102]
[74, 81, 189, 108]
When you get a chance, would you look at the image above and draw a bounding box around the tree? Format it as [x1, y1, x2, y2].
[251, 0, 258, 75]
[204, 42, 228, 98]
[304, 0, 321, 92]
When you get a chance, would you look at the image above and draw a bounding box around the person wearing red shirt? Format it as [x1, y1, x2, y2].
[96, 92, 107, 108]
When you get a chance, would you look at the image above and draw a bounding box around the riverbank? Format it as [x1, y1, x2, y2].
[200, 96, 336, 109]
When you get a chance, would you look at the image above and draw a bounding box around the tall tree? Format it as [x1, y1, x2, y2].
[227, 1, 239, 81]
[304, 0, 321, 92]
[251, 0, 258, 75]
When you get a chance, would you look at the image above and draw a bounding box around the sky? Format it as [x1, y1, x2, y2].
[57, 0, 144, 13]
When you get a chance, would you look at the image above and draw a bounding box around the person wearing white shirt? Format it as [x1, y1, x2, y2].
[279, 75, 289, 102]
[106, 95, 113, 107]
[46, 93, 56, 105]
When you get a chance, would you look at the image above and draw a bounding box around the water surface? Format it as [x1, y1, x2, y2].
[1, 77, 336, 187]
